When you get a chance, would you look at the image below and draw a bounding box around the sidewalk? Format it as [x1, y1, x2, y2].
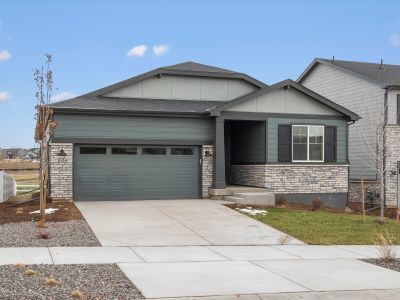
[1, 245, 399, 298]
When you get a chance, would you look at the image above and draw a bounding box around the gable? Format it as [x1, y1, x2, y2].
[103, 74, 258, 101]
[227, 87, 341, 116]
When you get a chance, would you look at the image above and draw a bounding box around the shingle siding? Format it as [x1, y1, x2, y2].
[301, 63, 384, 180]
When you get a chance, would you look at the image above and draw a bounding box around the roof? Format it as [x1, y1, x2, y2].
[210, 79, 360, 121]
[49, 96, 224, 115]
[298, 58, 400, 87]
[82, 61, 266, 97]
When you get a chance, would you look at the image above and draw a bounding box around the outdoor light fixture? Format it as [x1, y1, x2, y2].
[57, 149, 67, 156]
[204, 150, 212, 157]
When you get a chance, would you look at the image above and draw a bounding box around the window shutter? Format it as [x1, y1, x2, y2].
[278, 125, 292, 162]
[324, 126, 336, 162]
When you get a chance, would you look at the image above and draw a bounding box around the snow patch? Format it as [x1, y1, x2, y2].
[29, 208, 59, 215]
[236, 207, 267, 216]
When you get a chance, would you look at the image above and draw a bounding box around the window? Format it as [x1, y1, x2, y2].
[80, 147, 106, 154]
[292, 125, 324, 162]
[171, 148, 194, 155]
[112, 147, 137, 155]
[142, 147, 167, 155]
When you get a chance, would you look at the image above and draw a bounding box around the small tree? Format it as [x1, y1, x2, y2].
[34, 54, 58, 226]
[359, 95, 396, 223]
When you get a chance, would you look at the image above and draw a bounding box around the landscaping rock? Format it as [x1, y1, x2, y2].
[0, 220, 101, 247]
[0, 264, 143, 299]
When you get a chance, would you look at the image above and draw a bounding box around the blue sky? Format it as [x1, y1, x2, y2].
[1, 0, 400, 148]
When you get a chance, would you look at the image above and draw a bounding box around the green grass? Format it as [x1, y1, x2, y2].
[245, 208, 400, 245]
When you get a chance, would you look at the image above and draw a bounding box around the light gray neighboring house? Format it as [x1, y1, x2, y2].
[0, 149, 6, 160]
[47, 61, 358, 208]
[298, 58, 400, 207]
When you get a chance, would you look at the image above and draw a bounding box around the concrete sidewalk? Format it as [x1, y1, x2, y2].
[1, 245, 400, 299]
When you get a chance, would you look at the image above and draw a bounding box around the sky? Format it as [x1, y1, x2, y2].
[1, 0, 400, 148]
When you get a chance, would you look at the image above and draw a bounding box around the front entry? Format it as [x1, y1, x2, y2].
[74, 145, 200, 201]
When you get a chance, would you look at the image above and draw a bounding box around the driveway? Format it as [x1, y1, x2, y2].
[75, 199, 304, 246]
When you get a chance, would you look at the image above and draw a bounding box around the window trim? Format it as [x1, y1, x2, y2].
[292, 125, 324, 163]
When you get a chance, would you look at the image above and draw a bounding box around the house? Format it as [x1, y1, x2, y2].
[6, 148, 22, 159]
[298, 58, 400, 208]
[0, 149, 6, 160]
[47, 62, 358, 207]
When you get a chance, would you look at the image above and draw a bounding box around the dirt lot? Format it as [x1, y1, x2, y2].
[0, 161, 39, 170]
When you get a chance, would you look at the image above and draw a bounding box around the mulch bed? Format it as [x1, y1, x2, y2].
[363, 259, 400, 272]
[0, 201, 84, 225]
[224, 202, 345, 214]
[0, 200, 101, 247]
[0, 264, 143, 299]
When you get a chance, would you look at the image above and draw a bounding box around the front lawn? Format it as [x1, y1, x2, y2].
[241, 208, 400, 245]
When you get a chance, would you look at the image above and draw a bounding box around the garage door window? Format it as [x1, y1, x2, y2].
[112, 147, 137, 155]
[171, 148, 194, 155]
[80, 147, 106, 154]
[142, 147, 167, 155]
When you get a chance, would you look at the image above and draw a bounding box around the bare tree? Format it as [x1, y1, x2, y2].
[34, 54, 59, 227]
[359, 94, 396, 223]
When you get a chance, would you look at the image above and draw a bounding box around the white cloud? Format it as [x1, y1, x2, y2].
[127, 44, 147, 57]
[0, 91, 10, 103]
[153, 45, 169, 56]
[51, 92, 76, 102]
[389, 32, 400, 47]
[0, 50, 11, 61]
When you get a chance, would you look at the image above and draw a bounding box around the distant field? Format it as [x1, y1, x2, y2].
[0, 161, 39, 170]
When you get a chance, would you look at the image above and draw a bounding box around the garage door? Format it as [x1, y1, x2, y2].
[74, 145, 200, 201]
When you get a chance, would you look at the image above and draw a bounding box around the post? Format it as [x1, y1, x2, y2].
[360, 177, 365, 223]
[213, 117, 226, 189]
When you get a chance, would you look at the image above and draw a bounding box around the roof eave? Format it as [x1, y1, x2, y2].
[51, 107, 210, 117]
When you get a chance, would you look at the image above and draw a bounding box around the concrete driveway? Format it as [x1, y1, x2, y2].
[75, 199, 304, 246]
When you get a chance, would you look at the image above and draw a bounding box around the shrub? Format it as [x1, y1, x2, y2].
[70, 290, 85, 299]
[375, 231, 398, 262]
[37, 231, 51, 239]
[44, 278, 61, 287]
[25, 269, 38, 277]
[275, 195, 288, 206]
[311, 197, 323, 211]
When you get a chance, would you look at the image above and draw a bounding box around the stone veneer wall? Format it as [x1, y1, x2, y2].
[384, 126, 400, 207]
[49, 143, 73, 202]
[201, 145, 213, 197]
[348, 180, 380, 205]
[230, 164, 348, 194]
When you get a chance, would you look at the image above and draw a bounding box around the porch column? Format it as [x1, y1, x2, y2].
[213, 117, 226, 189]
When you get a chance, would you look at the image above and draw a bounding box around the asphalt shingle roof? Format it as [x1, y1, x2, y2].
[49, 97, 224, 114]
[320, 58, 400, 86]
[162, 61, 238, 74]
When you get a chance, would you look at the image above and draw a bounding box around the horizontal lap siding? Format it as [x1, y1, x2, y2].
[268, 117, 347, 163]
[301, 63, 383, 180]
[53, 114, 214, 142]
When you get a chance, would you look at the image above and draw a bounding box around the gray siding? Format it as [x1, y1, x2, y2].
[267, 117, 347, 163]
[103, 75, 257, 101]
[230, 121, 266, 164]
[53, 113, 214, 142]
[227, 88, 341, 116]
[301, 63, 383, 180]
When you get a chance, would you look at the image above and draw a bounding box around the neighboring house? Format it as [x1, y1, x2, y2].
[0, 149, 6, 160]
[47, 61, 358, 207]
[298, 58, 400, 207]
[27, 148, 40, 160]
[6, 148, 22, 159]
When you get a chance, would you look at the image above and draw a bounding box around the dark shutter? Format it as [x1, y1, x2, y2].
[324, 126, 336, 162]
[278, 125, 292, 162]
